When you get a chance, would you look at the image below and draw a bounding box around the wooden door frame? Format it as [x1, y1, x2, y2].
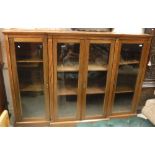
[81, 39, 116, 120]
[107, 39, 151, 117]
[52, 38, 84, 122]
[8, 36, 50, 122]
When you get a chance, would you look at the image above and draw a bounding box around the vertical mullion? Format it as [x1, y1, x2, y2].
[43, 36, 50, 120]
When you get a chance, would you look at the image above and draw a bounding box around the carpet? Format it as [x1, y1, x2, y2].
[76, 116, 155, 127]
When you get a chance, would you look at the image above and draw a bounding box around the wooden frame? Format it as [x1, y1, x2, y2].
[7, 36, 50, 122]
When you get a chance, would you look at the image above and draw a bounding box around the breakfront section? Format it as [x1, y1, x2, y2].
[7, 36, 49, 125]
[108, 39, 151, 117]
[51, 39, 84, 121]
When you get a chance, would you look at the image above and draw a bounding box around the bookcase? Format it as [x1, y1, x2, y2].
[3, 30, 152, 126]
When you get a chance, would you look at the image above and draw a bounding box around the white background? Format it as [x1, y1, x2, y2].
[0, 0, 155, 155]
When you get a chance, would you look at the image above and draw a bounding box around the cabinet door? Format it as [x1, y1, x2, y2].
[53, 39, 84, 121]
[9, 37, 49, 121]
[109, 40, 150, 116]
[82, 39, 115, 119]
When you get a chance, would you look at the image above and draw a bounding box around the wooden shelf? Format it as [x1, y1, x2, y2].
[17, 59, 43, 63]
[86, 87, 105, 94]
[88, 64, 108, 71]
[120, 60, 139, 65]
[58, 86, 106, 95]
[58, 87, 77, 95]
[115, 86, 134, 93]
[20, 83, 43, 92]
[57, 65, 79, 72]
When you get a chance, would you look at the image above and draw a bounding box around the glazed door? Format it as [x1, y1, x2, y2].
[109, 39, 149, 116]
[52, 39, 84, 121]
[82, 39, 115, 119]
[9, 37, 49, 121]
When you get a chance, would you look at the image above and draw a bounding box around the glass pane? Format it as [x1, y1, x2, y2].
[21, 92, 45, 118]
[57, 72, 78, 118]
[17, 63, 44, 91]
[57, 72, 78, 95]
[112, 93, 133, 113]
[116, 64, 139, 92]
[120, 44, 143, 63]
[86, 94, 104, 116]
[57, 43, 80, 67]
[87, 71, 107, 93]
[15, 42, 46, 118]
[56, 42, 80, 119]
[57, 95, 77, 118]
[15, 42, 43, 60]
[89, 44, 110, 67]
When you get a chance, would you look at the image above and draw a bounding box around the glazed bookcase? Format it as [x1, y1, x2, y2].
[3, 30, 152, 126]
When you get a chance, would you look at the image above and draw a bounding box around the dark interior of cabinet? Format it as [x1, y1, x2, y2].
[87, 71, 107, 89]
[89, 44, 110, 66]
[15, 42, 43, 60]
[57, 95, 77, 118]
[112, 93, 133, 113]
[86, 94, 105, 116]
[120, 44, 143, 62]
[21, 91, 46, 118]
[57, 43, 80, 67]
[116, 64, 139, 91]
[17, 63, 44, 91]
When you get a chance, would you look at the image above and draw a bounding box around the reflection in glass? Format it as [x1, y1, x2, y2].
[17, 63, 44, 91]
[120, 44, 143, 62]
[15, 42, 43, 60]
[86, 94, 104, 116]
[116, 64, 139, 92]
[57, 43, 80, 67]
[112, 93, 133, 113]
[57, 72, 78, 93]
[57, 95, 77, 118]
[21, 92, 45, 118]
[87, 71, 107, 89]
[89, 44, 110, 66]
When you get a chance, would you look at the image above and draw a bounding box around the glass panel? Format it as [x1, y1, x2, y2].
[57, 95, 77, 118]
[112, 93, 133, 113]
[57, 43, 80, 69]
[57, 72, 78, 118]
[86, 94, 104, 116]
[120, 44, 143, 63]
[15, 42, 43, 60]
[57, 72, 78, 95]
[15, 42, 46, 118]
[56, 42, 80, 119]
[21, 92, 45, 118]
[116, 64, 139, 92]
[87, 71, 107, 93]
[88, 44, 110, 69]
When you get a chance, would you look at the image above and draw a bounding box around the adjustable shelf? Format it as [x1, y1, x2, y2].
[17, 59, 43, 63]
[115, 85, 135, 93]
[88, 64, 108, 71]
[120, 60, 139, 65]
[86, 86, 106, 94]
[20, 83, 44, 92]
[57, 65, 79, 72]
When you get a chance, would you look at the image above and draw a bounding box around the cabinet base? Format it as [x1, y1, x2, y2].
[13, 114, 137, 127]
